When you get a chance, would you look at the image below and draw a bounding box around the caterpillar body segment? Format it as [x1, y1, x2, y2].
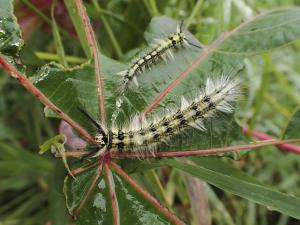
[85, 77, 240, 156]
[118, 23, 202, 93]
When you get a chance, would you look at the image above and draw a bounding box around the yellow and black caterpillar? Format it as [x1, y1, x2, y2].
[82, 77, 240, 157]
[118, 21, 202, 92]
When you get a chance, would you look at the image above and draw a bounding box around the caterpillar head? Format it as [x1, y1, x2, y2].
[78, 107, 108, 149]
[175, 21, 187, 45]
[94, 132, 108, 149]
[176, 20, 202, 49]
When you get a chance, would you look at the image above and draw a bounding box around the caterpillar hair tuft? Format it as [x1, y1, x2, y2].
[82, 76, 240, 157]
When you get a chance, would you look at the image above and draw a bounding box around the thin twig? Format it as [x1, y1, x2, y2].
[110, 138, 300, 159]
[74, 0, 106, 125]
[0, 54, 94, 143]
[71, 161, 98, 176]
[109, 161, 185, 225]
[55, 150, 90, 158]
[243, 127, 300, 155]
[105, 163, 120, 225]
[72, 157, 104, 218]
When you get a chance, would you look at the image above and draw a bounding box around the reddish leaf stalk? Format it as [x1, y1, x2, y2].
[105, 163, 120, 225]
[71, 161, 98, 176]
[72, 158, 104, 218]
[109, 161, 185, 225]
[110, 138, 300, 159]
[243, 127, 300, 155]
[0, 54, 94, 143]
[74, 0, 106, 125]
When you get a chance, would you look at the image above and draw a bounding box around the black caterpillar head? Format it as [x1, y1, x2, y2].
[78, 107, 108, 149]
[94, 132, 108, 149]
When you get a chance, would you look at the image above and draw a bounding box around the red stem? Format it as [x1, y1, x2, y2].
[110, 138, 300, 159]
[72, 157, 104, 218]
[109, 161, 185, 225]
[105, 163, 120, 225]
[0, 54, 94, 143]
[74, 0, 106, 126]
[71, 161, 98, 176]
[243, 127, 300, 154]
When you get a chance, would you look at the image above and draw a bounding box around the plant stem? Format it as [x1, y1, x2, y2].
[35, 51, 86, 64]
[109, 161, 185, 225]
[149, 0, 160, 16]
[111, 138, 300, 159]
[264, 93, 291, 118]
[21, 0, 51, 24]
[185, 0, 203, 28]
[71, 158, 104, 218]
[91, 0, 123, 58]
[21, 0, 70, 38]
[105, 163, 120, 225]
[249, 54, 271, 131]
[51, 0, 68, 67]
[0, 54, 94, 143]
[136, 9, 272, 120]
[242, 127, 300, 154]
[274, 70, 300, 104]
[74, 0, 106, 125]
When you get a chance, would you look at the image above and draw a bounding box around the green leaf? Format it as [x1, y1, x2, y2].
[0, 142, 53, 176]
[0, 123, 16, 140]
[282, 107, 300, 139]
[39, 134, 65, 154]
[165, 158, 300, 220]
[64, 165, 174, 225]
[31, 11, 300, 224]
[48, 161, 70, 225]
[51, 0, 68, 67]
[64, 0, 91, 58]
[32, 57, 125, 132]
[217, 8, 300, 55]
[32, 16, 247, 152]
[119, 8, 300, 122]
[0, 0, 23, 55]
[112, 16, 246, 151]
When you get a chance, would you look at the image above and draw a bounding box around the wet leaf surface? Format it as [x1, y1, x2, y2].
[64, 165, 175, 225]
[0, 1, 23, 55]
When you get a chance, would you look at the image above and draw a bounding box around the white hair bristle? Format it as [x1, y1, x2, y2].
[92, 77, 240, 156]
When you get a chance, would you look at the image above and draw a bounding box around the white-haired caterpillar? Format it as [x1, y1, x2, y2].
[81, 77, 240, 157]
[117, 21, 202, 93]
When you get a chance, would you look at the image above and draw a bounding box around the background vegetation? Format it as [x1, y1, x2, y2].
[1, 0, 300, 225]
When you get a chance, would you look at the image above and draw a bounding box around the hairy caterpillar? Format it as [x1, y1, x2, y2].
[81, 77, 240, 157]
[117, 21, 202, 93]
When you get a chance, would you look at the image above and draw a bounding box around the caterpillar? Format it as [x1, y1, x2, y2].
[117, 21, 202, 93]
[81, 77, 240, 157]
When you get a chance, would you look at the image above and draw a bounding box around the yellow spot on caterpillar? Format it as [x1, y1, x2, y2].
[138, 59, 144, 65]
[96, 78, 240, 156]
[118, 24, 197, 94]
[132, 64, 139, 70]
[173, 35, 180, 42]
[164, 40, 172, 47]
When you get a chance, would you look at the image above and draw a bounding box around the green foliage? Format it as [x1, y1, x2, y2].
[283, 107, 300, 139]
[0, 1, 23, 55]
[64, 167, 172, 225]
[164, 157, 300, 219]
[1, 1, 300, 225]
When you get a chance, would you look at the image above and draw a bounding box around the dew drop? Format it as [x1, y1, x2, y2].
[93, 193, 106, 211]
